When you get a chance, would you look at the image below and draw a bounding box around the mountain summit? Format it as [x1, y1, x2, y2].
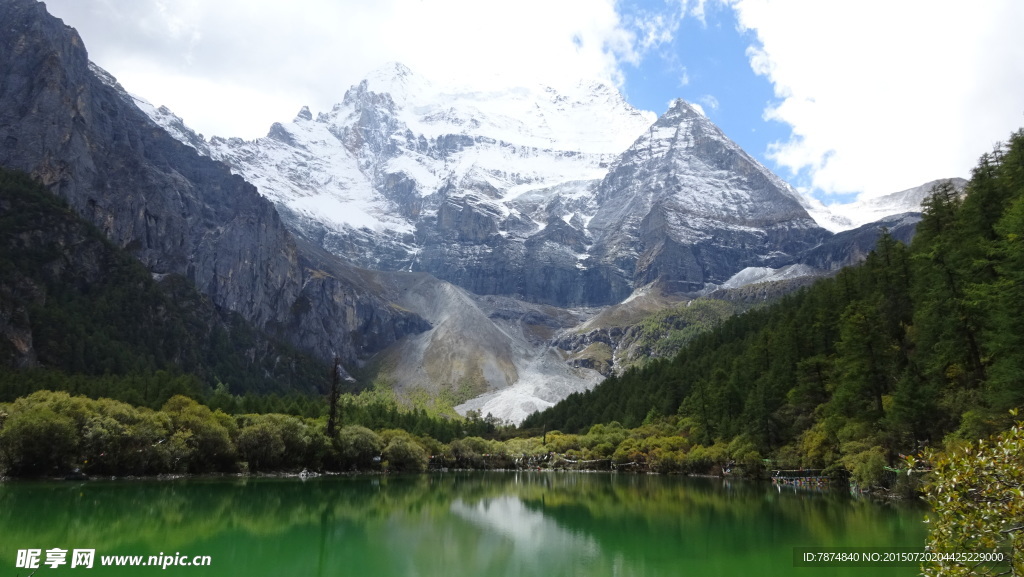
[585, 98, 828, 297]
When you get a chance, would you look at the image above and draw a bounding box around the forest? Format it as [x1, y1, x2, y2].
[523, 128, 1024, 486]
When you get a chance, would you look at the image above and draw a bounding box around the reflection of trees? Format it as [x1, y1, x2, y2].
[0, 473, 926, 576]
[0, 476, 443, 552]
[507, 474, 925, 554]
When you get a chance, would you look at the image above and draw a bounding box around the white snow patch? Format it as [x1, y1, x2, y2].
[620, 282, 656, 305]
[455, 352, 602, 425]
[720, 264, 820, 290]
[800, 179, 966, 232]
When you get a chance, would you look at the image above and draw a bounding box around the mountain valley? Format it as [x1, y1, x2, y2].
[0, 0, 962, 422]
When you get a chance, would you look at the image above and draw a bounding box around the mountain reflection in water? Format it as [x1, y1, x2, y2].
[0, 472, 926, 576]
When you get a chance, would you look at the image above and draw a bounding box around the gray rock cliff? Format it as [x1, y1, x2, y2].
[0, 0, 428, 368]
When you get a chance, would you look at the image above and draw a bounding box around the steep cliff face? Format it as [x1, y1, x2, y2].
[0, 0, 427, 367]
[0, 167, 333, 393]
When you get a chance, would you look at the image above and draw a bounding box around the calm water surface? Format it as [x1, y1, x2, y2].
[1, 473, 926, 576]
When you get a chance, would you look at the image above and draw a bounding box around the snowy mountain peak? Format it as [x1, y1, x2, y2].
[370, 60, 415, 81]
[322, 64, 656, 155]
[598, 96, 812, 224]
[362, 61, 432, 105]
[148, 63, 663, 288]
[585, 96, 828, 295]
[117, 58, 916, 424]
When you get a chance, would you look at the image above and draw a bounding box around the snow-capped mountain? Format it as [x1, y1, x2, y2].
[128, 62, 938, 421]
[127, 64, 835, 420]
[799, 178, 968, 233]
[142, 64, 834, 308]
[143, 63, 657, 305]
[4, 0, 971, 425]
[584, 99, 829, 298]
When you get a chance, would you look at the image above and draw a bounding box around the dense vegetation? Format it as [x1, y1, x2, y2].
[0, 389, 504, 477]
[524, 129, 1024, 486]
[0, 386, 776, 478]
[916, 412, 1024, 576]
[0, 167, 331, 400]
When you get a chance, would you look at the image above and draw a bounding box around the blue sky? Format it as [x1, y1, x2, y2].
[43, 0, 1024, 204]
[617, 1, 801, 194]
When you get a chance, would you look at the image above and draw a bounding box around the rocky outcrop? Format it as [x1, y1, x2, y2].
[0, 0, 427, 368]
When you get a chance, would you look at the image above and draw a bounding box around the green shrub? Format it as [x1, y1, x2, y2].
[382, 434, 428, 473]
[336, 425, 384, 470]
[0, 403, 78, 475]
[161, 395, 235, 473]
[237, 421, 286, 471]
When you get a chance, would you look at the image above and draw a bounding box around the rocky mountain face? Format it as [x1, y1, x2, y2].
[800, 212, 922, 271]
[0, 0, 428, 369]
[145, 65, 838, 308]
[0, 167, 330, 393]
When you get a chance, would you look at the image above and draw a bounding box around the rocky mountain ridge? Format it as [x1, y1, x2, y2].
[583, 99, 829, 299]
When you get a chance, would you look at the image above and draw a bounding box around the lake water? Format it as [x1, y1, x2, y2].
[1, 472, 927, 576]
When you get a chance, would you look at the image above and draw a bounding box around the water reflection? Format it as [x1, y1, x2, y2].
[0, 473, 926, 577]
[450, 495, 602, 576]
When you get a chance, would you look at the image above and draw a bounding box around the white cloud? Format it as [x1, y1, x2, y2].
[45, 0, 646, 139]
[678, 67, 691, 86]
[674, 0, 708, 25]
[634, 12, 678, 50]
[729, 0, 1024, 198]
[698, 94, 719, 112]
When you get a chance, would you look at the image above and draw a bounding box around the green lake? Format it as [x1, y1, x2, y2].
[1, 473, 927, 576]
